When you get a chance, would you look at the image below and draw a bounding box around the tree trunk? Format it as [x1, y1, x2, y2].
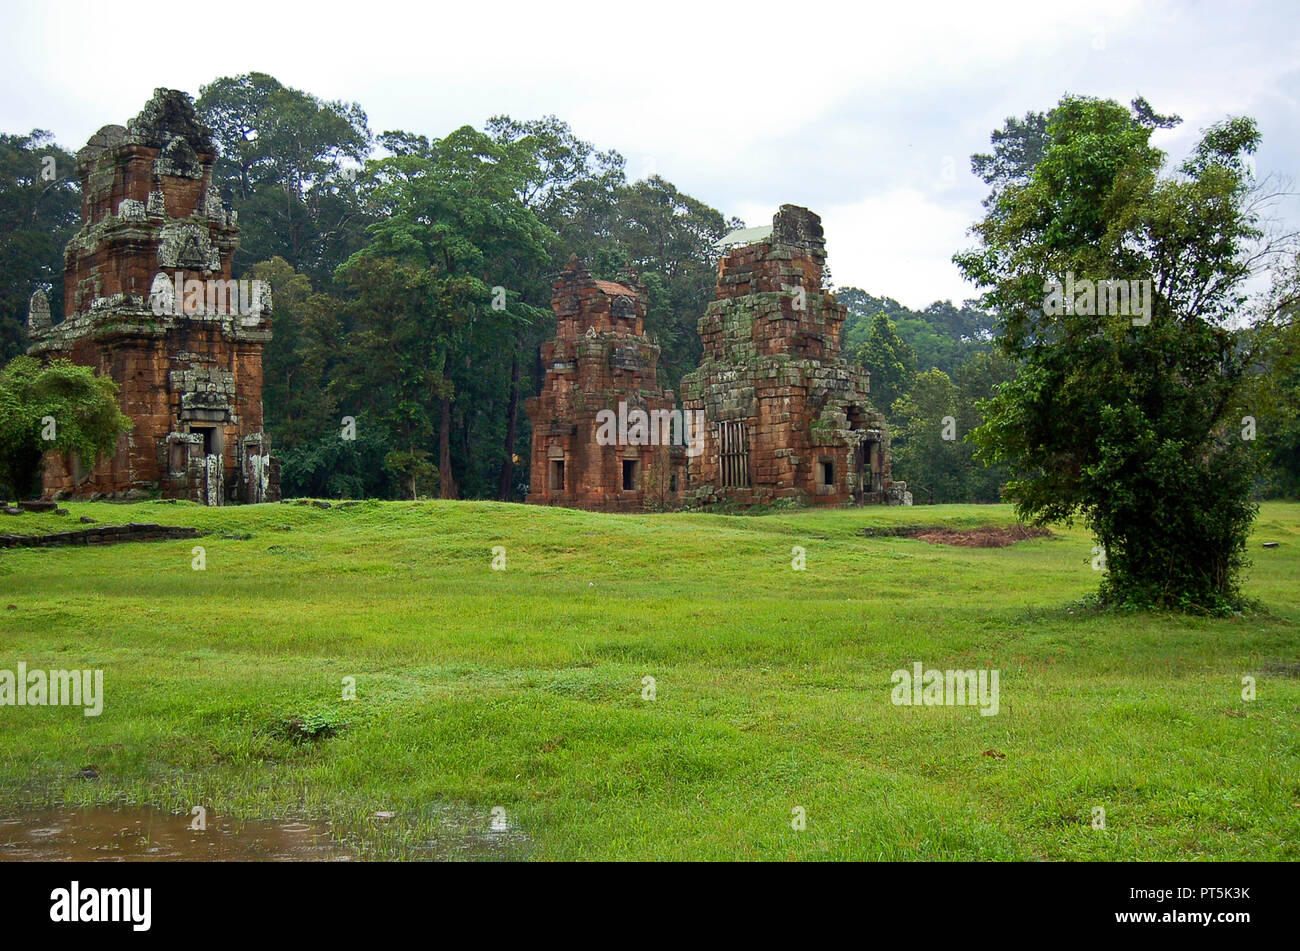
[498, 354, 520, 500]
[439, 397, 457, 499]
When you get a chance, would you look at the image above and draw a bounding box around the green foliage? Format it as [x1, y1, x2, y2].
[0, 356, 131, 501]
[970, 110, 1052, 205]
[1242, 255, 1300, 498]
[1255, 344, 1300, 498]
[0, 131, 80, 360]
[841, 293, 1011, 502]
[955, 95, 1275, 611]
[338, 125, 553, 499]
[278, 421, 394, 500]
[197, 73, 373, 282]
[890, 369, 967, 503]
[853, 312, 915, 411]
[951, 350, 1016, 501]
[383, 449, 438, 500]
[841, 289, 995, 379]
[272, 710, 347, 744]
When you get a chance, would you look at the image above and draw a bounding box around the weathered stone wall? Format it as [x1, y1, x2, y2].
[26, 89, 277, 505]
[0, 524, 200, 548]
[681, 205, 900, 506]
[525, 256, 686, 511]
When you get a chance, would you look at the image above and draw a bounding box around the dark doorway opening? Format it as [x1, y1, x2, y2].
[193, 426, 221, 458]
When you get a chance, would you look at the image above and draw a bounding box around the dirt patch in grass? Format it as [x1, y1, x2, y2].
[861, 524, 1054, 548]
[1260, 660, 1300, 678]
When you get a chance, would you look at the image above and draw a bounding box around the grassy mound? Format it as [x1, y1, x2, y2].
[0, 500, 1296, 860]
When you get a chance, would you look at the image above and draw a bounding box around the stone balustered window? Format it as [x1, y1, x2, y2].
[719, 421, 750, 489]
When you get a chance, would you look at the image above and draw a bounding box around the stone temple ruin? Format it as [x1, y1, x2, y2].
[23, 92, 888, 513]
[527, 204, 906, 510]
[525, 256, 687, 511]
[26, 88, 278, 504]
[682, 205, 903, 505]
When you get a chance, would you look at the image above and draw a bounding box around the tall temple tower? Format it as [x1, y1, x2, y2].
[26, 88, 277, 504]
[525, 256, 687, 511]
[681, 205, 903, 505]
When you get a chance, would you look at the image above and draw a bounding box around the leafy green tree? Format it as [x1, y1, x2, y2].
[970, 110, 1052, 206]
[952, 348, 1016, 502]
[487, 114, 626, 231]
[0, 132, 79, 360]
[339, 126, 552, 499]
[889, 369, 963, 503]
[383, 449, 438, 500]
[955, 95, 1283, 611]
[1256, 355, 1300, 497]
[250, 257, 345, 452]
[853, 313, 915, 412]
[607, 176, 736, 386]
[1251, 252, 1300, 497]
[0, 357, 130, 501]
[841, 289, 994, 379]
[278, 421, 394, 499]
[197, 73, 373, 281]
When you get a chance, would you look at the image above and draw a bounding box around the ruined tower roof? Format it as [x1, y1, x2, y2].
[125, 88, 216, 153]
[714, 205, 826, 262]
[715, 224, 773, 250]
[35, 87, 242, 339]
[772, 204, 826, 261]
[594, 279, 636, 298]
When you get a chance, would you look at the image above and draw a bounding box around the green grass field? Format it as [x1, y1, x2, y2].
[1, 499, 1296, 860]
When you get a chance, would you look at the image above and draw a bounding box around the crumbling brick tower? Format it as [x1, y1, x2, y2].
[25, 88, 278, 504]
[525, 256, 687, 511]
[681, 204, 902, 505]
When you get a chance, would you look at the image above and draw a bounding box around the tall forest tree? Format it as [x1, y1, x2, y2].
[0, 131, 79, 360]
[337, 126, 552, 499]
[197, 73, 373, 283]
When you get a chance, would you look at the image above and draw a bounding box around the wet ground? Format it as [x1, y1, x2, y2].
[0, 807, 355, 861]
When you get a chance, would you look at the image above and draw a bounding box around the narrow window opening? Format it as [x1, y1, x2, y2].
[193, 425, 221, 458]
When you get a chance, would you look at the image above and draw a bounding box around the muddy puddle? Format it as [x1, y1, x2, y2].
[0, 807, 355, 861]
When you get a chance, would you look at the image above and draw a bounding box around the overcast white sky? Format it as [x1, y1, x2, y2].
[3, 0, 1297, 308]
